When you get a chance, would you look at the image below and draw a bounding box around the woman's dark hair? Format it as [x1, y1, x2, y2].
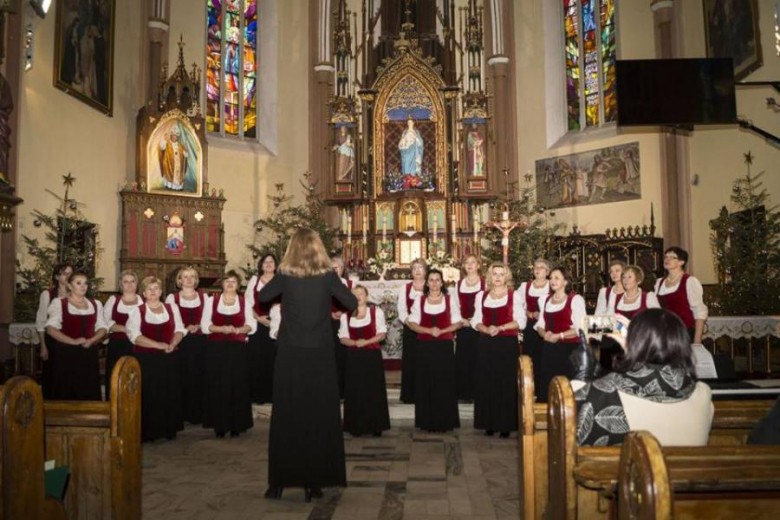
[664, 246, 689, 269]
[614, 308, 695, 375]
[52, 262, 75, 286]
[423, 268, 448, 296]
[550, 266, 572, 294]
[67, 270, 89, 284]
[257, 253, 278, 274]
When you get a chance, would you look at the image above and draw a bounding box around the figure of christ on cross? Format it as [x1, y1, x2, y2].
[487, 203, 523, 265]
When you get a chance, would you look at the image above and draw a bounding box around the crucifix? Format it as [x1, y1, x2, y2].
[485, 169, 524, 265]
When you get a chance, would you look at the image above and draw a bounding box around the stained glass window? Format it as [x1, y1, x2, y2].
[206, 0, 259, 138]
[563, 0, 617, 131]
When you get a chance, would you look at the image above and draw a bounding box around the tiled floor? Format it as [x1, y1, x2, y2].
[142, 377, 520, 520]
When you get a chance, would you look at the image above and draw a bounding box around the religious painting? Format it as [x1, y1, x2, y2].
[164, 213, 185, 255]
[146, 114, 203, 197]
[703, 0, 762, 80]
[463, 122, 487, 178]
[535, 142, 640, 210]
[54, 0, 116, 116]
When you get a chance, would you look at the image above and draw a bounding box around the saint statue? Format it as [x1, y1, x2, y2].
[466, 123, 485, 176]
[159, 125, 188, 191]
[332, 126, 355, 181]
[398, 118, 423, 176]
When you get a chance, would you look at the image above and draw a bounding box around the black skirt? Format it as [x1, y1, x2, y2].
[536, 340, 577, 402]
[134, 350, 184, 441]
[178, 333, 208, 424]
[50, 340, 101, 401]
[343, 348, 391, 436]
[455, 327, 479, 400]
[203, 340, 254, 435]
[105, 336, 134, 400]
[474, 334, 519, 433]
[414, 339, 460, 432]
[332, 319, 346, 399]
[248, 324, 276, 404]
[41, 333, 56, 400]
[522, 320, 543, 393]
[400, 324, 417, 404]
[269, 345, 346, 488]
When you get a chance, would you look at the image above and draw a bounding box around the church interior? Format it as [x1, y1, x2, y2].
[1, 0, 780, 518]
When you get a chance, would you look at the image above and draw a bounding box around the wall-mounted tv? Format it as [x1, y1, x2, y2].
[616, 58, 737, 127]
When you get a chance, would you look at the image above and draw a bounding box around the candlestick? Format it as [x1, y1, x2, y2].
[382, 215, 387, 242]
[347, 215, 352, 244]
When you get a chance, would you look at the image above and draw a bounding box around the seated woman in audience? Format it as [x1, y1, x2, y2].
[104, 270, 143, 400]
[45, 271, 108, 400]
[36, 262, 73, 399]
[471, 262, 525, 438]
[127, 276, 186, 441]
[595, 260, 626, 315]
[201, 270, 257, 438]
[408, 268, 462, 433]
[339, 285, 391, 437]
[575, 308, 713, 447]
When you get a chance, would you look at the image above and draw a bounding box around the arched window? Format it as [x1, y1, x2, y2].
[563, 0, 617, 131]
[206, 0, 258, 139]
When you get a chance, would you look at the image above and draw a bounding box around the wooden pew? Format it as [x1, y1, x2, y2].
[516, 355, 775, 520]
[547, 376, 780, 520]
[44, 356, 142, 520]
[616, 431, 672, 520]
[0, 376, 67, 520]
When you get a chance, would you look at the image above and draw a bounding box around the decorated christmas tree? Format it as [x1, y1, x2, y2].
[483, 171, 564, 280]
[245, 172, 341, 278]
[14, 174, 103, 321]
[709, 152, 780, 315]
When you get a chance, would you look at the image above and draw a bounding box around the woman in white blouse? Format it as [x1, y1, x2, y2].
[595, 260, 626, 315]
[655, 247, 708, 344]
[609, 265, 661, 319]
[245, 254, 280, 404]
[200, 270, 257, 438]
[472, 263, 526, 438]
[534, 267, 587, 402]
[103, 270, 143, 399]
[408, 269, 463, 432]
[45, 271, 108, 400]
[515, 258, 551, 395]
[338, 285, 391, 437]
[397, 258, 426, 404]
[126, 276, 186, 441]
[36, 262, 73, 398]
[455, 255, 484, 402]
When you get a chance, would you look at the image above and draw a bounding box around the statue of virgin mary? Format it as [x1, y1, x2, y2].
[398, 118, 423, 176]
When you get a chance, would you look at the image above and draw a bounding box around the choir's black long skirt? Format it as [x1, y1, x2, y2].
[134, 350, 184, 441]
[41, 334, 56, 400]
[178, 333, 208, 423]
[455, 327, 479, 400]
[537, 341, 577, 402]
[474, 335, 519, 433]
[522, 320, 543, 395]
[343, 348, 391, 436]
[105, 337, 134, 399]
[414, 340, 460, 432]
[203, 340, 254, 435]
[400, 325, 417, 404]
[248, 324, 276, 404]
[269, 345, 346, 488]
[332, 319, 346, 399]
[50, 341, 101, 401]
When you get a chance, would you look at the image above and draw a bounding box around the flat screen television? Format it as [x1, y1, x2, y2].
[616, 58, 737, 127]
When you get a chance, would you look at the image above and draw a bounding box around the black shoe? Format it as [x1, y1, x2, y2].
[485, 430, 495, 436]
[499, 432, 510, 439]
[264, 486, 283, 499]
[216, 432, 225, 439]
[305, 487, 323, 502]
[230, 431, 239, 438]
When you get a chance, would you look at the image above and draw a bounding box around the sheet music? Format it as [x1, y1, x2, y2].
[691, 344, 718, 379]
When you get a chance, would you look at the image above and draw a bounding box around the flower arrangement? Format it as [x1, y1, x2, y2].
[366, 248, 396, 279]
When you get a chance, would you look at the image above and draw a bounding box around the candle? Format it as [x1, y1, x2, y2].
[382, 215, 387, 242]
[347, 216, 352, 244]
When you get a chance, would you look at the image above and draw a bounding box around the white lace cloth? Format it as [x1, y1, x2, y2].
[703, 316, 780, 340]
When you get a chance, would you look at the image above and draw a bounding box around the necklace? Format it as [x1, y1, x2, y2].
[69, 297, 88, 309]
[551, 292, 566, 304]
[623, 290, 640, 303]
[147, 301, 164, 311]
[666, 272, 682, 286]
[491, 288, 508, 299]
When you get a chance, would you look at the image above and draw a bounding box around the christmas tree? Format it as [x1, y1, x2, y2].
[483, 171, 564, 280]
[15, 174, 103, 321]
[709, 152, 780, 315]
[244, 172, 341, 278]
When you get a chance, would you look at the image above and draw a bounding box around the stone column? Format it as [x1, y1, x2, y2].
[651, 0, 694, 268]
[146, 0, 171, 104]
[309, 0, 336, 204]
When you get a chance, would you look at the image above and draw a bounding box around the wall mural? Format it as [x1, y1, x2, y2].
[534, 142, 640, 210]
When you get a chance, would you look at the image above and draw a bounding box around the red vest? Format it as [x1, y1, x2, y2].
[542, 293, 579, 344]
[346, 306, 381, 350]
[174, 292, 205, 331]
[133, 304, 176, 354]
[331, 278, 354, 314]
[481, 291, 517, 337]
[253, 277, 281, 318]
[59, 298, 98, 339]
[208, 295, 248, 343]
[457, 278, 485, 320]
[405, 283, 416, 315]
[417, 295, 454, 341]
[614, 292, 649, 320]
[109, 295, 138, 341]
[524, 281, 547, 315]
[657, 274, 696, 329]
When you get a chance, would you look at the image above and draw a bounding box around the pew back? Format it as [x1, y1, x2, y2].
[617, 431, 672, 520]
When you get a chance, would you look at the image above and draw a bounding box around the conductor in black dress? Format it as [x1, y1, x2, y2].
[258, 228, 357, 503]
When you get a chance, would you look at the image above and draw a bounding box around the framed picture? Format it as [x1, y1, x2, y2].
[54, 0, 116, 116]
[145, 113, 204, 197]
[703, 0, 762, 80]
